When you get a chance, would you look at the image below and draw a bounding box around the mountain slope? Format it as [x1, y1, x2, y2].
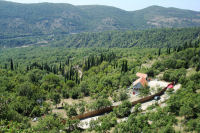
[54, 27, 200, 48]
[0, 1, 200, 35]
[133, 6, 200, 28]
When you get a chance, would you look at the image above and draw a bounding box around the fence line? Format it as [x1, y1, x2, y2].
[72, 83, 171, 120]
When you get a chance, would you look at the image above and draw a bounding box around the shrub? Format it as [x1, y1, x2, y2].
[31, 106, 41, 117]
[114, 101, 132, 118]
[62, 89, 69, 99]
[119, 91, 128, 101]
[91, 98, 112, 110]
[70, 89, 79, 99]
[66, 107, 77, 118]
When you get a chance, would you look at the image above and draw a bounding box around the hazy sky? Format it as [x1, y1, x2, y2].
[6, 0, 200, 11]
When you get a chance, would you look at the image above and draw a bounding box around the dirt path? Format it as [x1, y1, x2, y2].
[78, 68, 83, 79]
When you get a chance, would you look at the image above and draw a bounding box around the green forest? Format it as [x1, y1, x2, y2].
[1, 27, 200, 48]
[1, 26, 200, 132]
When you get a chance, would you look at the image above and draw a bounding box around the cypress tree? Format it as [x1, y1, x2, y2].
[65, 58, 69, 65]
[64, 74, 67, 83]
[87, 59, 90, 70]
[10, 58, 14, 70]
[4, 64, 7, 69]
[189, 40, 192, 48]
[121, 61, 124, 73]
[158, 48, 161, 56]
[59, 61, 62, 71]
[124, 60, 128, 72]
[177, 46, 181, 52]
[100, 54, 103, 63]
[26, 65, 29, 71]
[62, 67, 65, 76]
[173, 46, 177, 52]
[183, 42, 187, 49]
[75, 71, 78, 84]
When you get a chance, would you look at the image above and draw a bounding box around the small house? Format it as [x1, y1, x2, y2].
[132, 72, 148, 95]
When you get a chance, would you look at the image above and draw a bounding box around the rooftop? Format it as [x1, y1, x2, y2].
[136, 72, 147, 79]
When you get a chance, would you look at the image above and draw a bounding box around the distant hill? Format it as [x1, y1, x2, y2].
[0, 1, 200, 35]
[54, 27, 200, 48]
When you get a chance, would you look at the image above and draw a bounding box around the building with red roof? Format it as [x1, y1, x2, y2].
[132, 72, 148, 95]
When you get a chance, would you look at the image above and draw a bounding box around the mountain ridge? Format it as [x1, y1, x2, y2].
[0, 1, 200, 35]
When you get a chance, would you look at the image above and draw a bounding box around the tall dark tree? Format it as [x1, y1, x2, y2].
[75, 71, 79, 84]
[183, 42, 188, 49]
[4, 64, 7, 69]
[121, 61, 124, 73]
[10, 58, 14, 70]
[177, 46, 182, 52]
[121, 60, 128, 73]
[64, 73, 67, 83]
[26, 65, 29, 71]
[66, 57, 70, 65]
[189, 40, 193, 48]
[59, 61, 62, 72]
[196, 63, 200, 71]
[124, 60, 128, 72]
[173, 46, 177, 52]
[158, 48, 161, 56]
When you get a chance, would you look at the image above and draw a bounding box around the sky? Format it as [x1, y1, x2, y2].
[5, 0, 200, 11]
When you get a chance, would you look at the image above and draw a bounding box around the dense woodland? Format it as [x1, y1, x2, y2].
[1, 27, 200, 48]
[56, 27, 200, 48]
[0, 26, 200, 132]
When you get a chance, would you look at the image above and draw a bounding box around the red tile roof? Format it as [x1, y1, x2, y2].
[136, 72, 147, 79]
[133, 77, 147, 87]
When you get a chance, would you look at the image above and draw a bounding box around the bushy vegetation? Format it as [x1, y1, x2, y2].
[0, 27, 200, 132]
[57, 27, 200, 48]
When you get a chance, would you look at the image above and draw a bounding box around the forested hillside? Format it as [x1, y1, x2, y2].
[0, 1, 200, 35]
[56, 27, 200, 48]
[1, 27, 200, 48]
[1, 1, 200, 132]
[0, 33, 200, 132]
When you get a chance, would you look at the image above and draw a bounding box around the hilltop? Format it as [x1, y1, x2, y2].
[0, 1, 200, 35]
